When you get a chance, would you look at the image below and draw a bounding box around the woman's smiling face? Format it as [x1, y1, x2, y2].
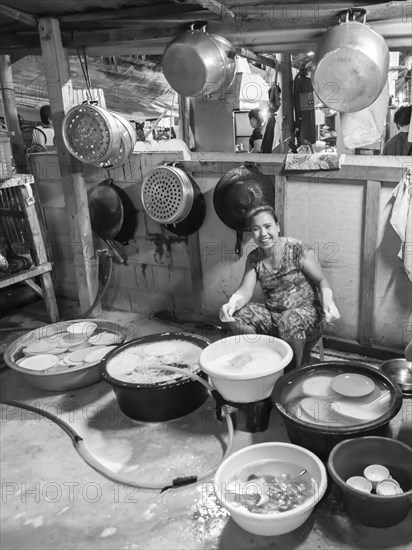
[250, 211, 280, 248]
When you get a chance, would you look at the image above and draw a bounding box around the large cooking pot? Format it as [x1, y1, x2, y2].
[213, 162, 275, 255]
[311, 8, 389, 113]
[161, 29, 236, 98]
[100, 332, 209, 421]
[273, 362, 403, 461]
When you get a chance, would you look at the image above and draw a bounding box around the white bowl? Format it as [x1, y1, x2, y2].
[66, 321, 97, 341]
[214, 442, 328, 536]
[198, 335, 293, 402]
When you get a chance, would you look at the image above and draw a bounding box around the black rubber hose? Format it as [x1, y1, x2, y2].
[79, 252, 113, 319]
[0, 369, 234, 492]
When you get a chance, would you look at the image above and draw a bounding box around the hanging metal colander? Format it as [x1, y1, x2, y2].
[141, 165, 194, 224]
[63, 104, 121, 164]
[98, 112, 137, 169]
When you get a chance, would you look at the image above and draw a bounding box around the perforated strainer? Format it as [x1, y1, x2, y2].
[63, 104, 121, 164]
[141, 165, 194, 224]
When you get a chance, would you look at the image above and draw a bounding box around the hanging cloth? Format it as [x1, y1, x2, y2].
[390, 170, 412, 282]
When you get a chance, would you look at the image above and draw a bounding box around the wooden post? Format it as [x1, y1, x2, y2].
[278, 54, 294, 154]
[0, 55, 28, 173]
[178, 95, 191, 148]
[359, 180, 380, 346]
[38, 17, 100, 316]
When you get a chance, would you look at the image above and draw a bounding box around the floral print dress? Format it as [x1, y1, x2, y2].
[234, 238, 324, 339]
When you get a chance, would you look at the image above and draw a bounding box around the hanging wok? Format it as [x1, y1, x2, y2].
[88, 178, 137, 245]
[213, 162, 275, 256]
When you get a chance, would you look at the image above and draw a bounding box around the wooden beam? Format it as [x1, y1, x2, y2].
[0, 3, 37, 27]
[0, 55, 28, 173]
[183, 153, 411, 183]
[191, 0, 235, 20]
[235, 48, 279, 70]
[59, 3, 204, 24]
[279, 54, 294, 154]
[358, 180, 381, 346]
[323, 335, 403, 360]
[178, 95, 191, 148]
[38, 17, 100, 317]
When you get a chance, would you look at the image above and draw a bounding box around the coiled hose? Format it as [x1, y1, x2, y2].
[0, 366, 234, 493]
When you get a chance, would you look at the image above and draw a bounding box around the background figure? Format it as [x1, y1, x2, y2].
[261, 83, 281, 153]
[382, 105, 412, 155]
[135, 122, 146, 141]
[248, 108, 264, 153]
[37, 104, 55, 147]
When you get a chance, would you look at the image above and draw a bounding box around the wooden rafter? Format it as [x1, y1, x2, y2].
[0, 3, 37, 27]
[191, 0, 235, 19]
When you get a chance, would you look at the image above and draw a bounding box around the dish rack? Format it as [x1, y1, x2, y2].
[0, 174, 59, 322]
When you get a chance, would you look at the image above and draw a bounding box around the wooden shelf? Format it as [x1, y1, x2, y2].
[0, 262, 53, 289]
[0, 174, 59, 322]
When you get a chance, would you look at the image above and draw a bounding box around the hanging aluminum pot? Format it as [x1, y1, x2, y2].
[161, 29, 236, 98]
[213, 162, 275, 256]
[141, 163, 205, 236]
[311, 8, 389, 113]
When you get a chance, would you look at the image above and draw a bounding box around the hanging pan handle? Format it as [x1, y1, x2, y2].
[235, 230, 243, 257]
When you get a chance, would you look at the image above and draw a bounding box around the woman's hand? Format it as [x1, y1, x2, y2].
[323, 300, 341, 323]
[219, 303, 236, 322]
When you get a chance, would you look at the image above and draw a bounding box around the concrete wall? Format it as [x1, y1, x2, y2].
[30, 152, 411, 350]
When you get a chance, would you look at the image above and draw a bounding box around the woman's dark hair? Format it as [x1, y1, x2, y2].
[393, 105, 411, 127]
[248, 108, 265, 126]
[40, 104, 52, 126]
[246, 204, 278, 225]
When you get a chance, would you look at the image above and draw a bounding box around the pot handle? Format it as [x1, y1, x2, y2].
[337, 8, 366, 24]
[235, 229, 243, 257]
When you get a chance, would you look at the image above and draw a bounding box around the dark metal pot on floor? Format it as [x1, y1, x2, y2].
[273, 362, 403, 460]
[100, 333, 210, 422]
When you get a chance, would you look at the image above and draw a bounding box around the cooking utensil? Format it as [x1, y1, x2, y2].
[213, 162, 275, 256]
[380, 358, 412, 394]
[63, 103, 121, 164]
[161, 29, 236, 98]
[311, 8, 389, 113]
[100, 332, 209, 422]
[99, 112, 136, 168]
[88, 182, 124, 240]
[273, 362, 403, 460]
[88, 178, 137, 246]
[141, 164, 205, 236]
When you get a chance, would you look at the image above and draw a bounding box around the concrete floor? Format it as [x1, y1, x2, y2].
[1, 300, 412, 550]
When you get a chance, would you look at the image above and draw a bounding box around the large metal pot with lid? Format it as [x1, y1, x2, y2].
[311, 8, 389, 113]
[161, 28, 236, 98]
